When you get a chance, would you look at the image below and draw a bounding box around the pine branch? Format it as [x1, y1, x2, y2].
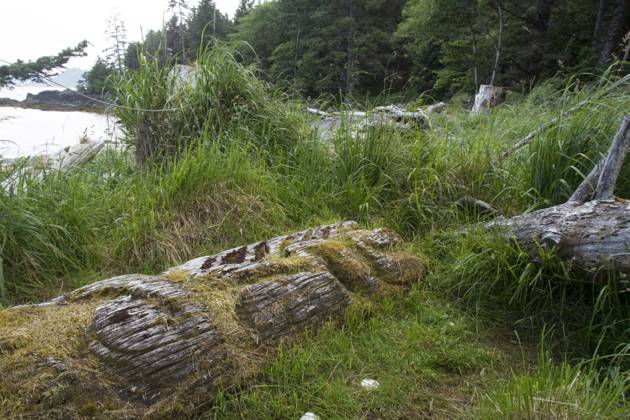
[0, 41, 88, 88]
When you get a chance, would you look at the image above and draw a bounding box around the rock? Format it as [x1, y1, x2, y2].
[0, 222, 425, 418]
[20, 89, 108, 112]
[0, 89, 108, 112]
[360, 378, 380, 390]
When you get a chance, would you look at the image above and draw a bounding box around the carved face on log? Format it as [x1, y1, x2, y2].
[0, 222, 424, 418]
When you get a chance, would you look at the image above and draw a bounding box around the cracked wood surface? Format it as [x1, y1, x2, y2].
[489, 200, 630, 274]
[489, 115, 630, 277]
[0, 222, 423, 418]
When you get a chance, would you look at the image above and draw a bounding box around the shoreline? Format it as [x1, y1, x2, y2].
[0, 100, 111, 115]
[0, 89, 111, 114]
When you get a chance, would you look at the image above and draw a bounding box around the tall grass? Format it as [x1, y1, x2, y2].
[114, 45, 308, 164]
[478, 353, 629, 419]
[0, 47, 629, 415]
[1, 61, 628, 306]
[0, 143, 289, 304]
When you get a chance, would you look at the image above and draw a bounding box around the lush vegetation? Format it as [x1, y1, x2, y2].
[1, 0, 629, 416]
[1, 42, 629, 416]
[81, 0, 629, 98]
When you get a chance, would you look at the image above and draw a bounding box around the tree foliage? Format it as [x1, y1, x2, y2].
[397, 0, 630, 95]
[114, 0, 629, 99]
[78, 57, 114, 95]
[0, 42, 88, 88]
[231, 0, 407, 97]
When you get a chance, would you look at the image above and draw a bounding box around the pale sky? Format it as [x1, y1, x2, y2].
[1, 0, 241, 70]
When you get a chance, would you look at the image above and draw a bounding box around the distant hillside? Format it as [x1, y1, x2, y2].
[50, 68, 84, 88]
[13, 68, 85, 89]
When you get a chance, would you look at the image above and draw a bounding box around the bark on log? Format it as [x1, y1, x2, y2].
[0, 222, 424, 419]
[489, 115, 630, 276]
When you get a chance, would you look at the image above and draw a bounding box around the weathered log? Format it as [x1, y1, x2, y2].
[50, 140, 106, 171]
[489, 115, 630, 276]
[0, 222, 424, 418]
[309, 104, 431, 141]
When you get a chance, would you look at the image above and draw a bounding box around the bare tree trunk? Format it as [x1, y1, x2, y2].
[0, 223, 423, 418]
[623, 33, 630, 62]
[599, 0, 630, 64]
[490, 115, 630, 275]
[469, 3, 480, 90]
[489, 0, 504, 86]
[180, 5, 186, 58]
[592, 0, 607, 50]
[344, 0, 354, 96]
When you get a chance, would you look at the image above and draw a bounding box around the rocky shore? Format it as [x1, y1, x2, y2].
[0, 89, 109, 113]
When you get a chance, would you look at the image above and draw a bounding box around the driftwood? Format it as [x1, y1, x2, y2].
[1, 141, 105, 192]
[0, 222, 423, 418]
[308, 104, 433, 141]
[48, 140, 106, 171]
[489, 115, 630, 275]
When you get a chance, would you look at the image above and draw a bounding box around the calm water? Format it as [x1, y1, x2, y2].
[0, 86, 121, 159]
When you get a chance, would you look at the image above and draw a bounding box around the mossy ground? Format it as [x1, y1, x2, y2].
[0, 303, 143, 418]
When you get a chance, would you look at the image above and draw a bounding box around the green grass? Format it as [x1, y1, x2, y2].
[478, 355, 629, 419]
[205, 288, 504, 419]
[1, 48, 629, 417]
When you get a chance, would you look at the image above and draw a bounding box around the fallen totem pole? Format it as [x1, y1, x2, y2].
[0, 222, 423, 418]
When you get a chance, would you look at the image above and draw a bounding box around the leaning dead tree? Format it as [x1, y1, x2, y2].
[489, 115, 630, 275]
[0, 222, 423, 418]
[504, 73, 630, 157]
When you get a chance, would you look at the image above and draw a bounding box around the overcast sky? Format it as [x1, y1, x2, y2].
[1, 0, 241, 70]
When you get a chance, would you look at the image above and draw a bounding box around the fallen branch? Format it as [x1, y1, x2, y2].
[503, 73, 630, 158]
[490, 115, 630, 275]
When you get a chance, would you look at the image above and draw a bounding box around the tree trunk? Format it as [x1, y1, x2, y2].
[592, 0, 606, 50]
[472, 85, 507, 114]
[344, 0, 355, 97]
[599, 0, 630, 64]
[489, 115, 630, 275]
[0, 222, 424, 418]
[489, 0, 504, 87]
[468, 3, 480, 90]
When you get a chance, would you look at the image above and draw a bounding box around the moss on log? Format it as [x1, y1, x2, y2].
[0, 222, 424, 419]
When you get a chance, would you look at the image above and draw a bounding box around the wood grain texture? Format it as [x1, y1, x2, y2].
[490, 200, 630, 274]
[236, 272, 351, 344]
[0, 222, 424, 418]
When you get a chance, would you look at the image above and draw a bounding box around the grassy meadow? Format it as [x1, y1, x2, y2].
[1, 48, 628, 417]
